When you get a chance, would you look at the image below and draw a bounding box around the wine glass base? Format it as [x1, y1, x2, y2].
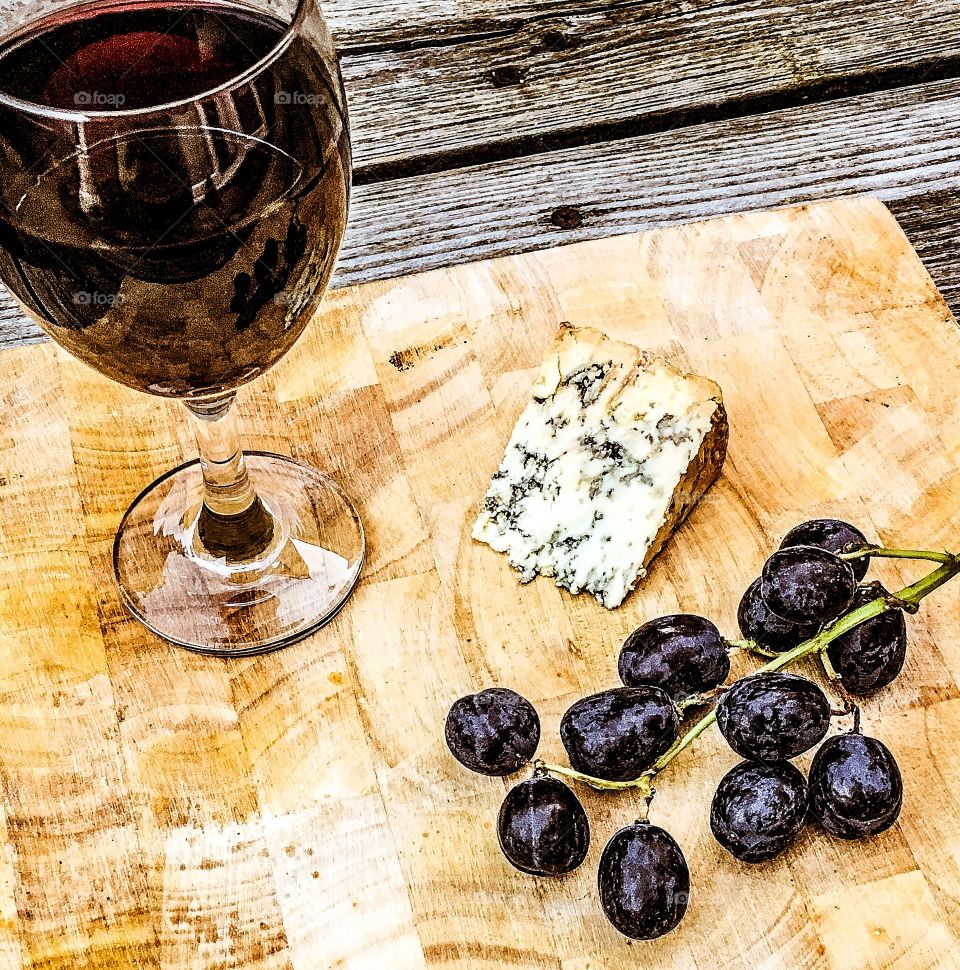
[113, 453, 365, 657]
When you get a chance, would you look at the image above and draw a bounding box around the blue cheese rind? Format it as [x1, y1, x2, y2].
[473, 324, 728, 609]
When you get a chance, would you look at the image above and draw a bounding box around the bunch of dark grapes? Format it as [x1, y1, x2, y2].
[717, 520, 906, 865]
[445, 519, 912, 942]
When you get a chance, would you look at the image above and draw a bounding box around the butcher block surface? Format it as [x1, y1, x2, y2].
[0, 196, 959, 969]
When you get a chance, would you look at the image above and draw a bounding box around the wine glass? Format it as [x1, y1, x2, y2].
[0, 0, 364, 655]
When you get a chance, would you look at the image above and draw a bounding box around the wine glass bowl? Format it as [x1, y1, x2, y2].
[0, 127, 342, 397]
[0, 0, 364, 654]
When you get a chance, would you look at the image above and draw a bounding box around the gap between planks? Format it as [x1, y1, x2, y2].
[4, 78, 960, 348]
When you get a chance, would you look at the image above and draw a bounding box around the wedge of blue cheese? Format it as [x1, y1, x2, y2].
[473, 324, 728, 608]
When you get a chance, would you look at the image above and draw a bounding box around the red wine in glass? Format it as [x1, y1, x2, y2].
[0, 0, 350, 397]
[0, 0, 364, 654]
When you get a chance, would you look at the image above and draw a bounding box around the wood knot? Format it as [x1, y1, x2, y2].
[551, 205, 583, 229]
[541, 29, 581, 51]
[490, 64, 528, 87]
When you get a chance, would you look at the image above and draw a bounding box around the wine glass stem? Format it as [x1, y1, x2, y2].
[186, 391, 256, 514]
[185, 392, 277, 563]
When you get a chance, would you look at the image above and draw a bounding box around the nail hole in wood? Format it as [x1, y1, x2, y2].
[551, 205, 583, 229]
[490, 65, 528, 87]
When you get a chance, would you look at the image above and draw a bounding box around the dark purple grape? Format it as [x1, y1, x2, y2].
[560, 687, 679, 782]
[761, 545, 856, 625]
[716, 672, 830, 762]
[598, 822, 689, 940]
[445, 688, 540, 776]
[618, 614, 730, 700]
[826, 583, 907, 695]
[780, 518, 870, 582]
[710, 760, 808, 863]
[808, 731, 903, 839]
[737, 577, 819, 653]
[497, 776, 590, 876]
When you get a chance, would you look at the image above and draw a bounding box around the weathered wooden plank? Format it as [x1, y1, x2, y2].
[343, 0, 960, 171]
[4, 78, 960, 349]
[323, 0, 613, 48]
[339, 78, 960, 314]
[0, 305, 38, 352]
[887, 189, 960, 318]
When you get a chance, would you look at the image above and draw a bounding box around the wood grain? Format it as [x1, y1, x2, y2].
[341, 0, 960, 171]
[887, 188, 960, 318]
[338, 79, 960, 288]
[6, 79, 960, 350]
[0, 196, 959, 968]
[323, 0, 620, 48]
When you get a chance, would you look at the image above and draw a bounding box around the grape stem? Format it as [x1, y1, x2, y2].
[829, 699, 855, 718]
[725, 638, 777, 658]
[819, 648, 841, 682]
[539, 549, 959, 793]
[838, 545, 954, 565]
[541, 763, 655, 796]
[675, 686, 726, 715]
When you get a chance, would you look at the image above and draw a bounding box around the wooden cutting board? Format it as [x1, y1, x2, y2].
[0, 196, 959, 970]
